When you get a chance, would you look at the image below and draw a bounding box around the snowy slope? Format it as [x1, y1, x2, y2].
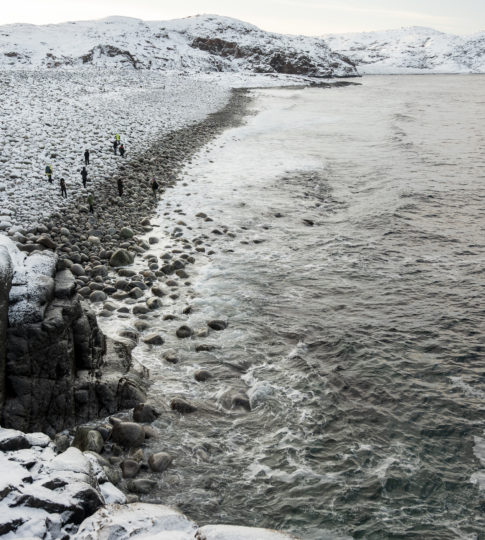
[0, 14, 357, 77]
[323, 26, 485, 74]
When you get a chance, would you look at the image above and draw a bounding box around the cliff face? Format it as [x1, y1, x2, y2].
[1, 263, 146, 436]
[0, 246, 13, 416]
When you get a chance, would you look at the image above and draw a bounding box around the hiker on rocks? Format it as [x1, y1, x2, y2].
[45, 165, 53, 183]
[81, 166, 88, 188]
[119, 144, 125, 158]
[60, 178, 67, 198]
[151, 177, 159, 196]
[117, 178, 123, 197]
[115, 133, 120, 143]
[113, 139, 119, 155]
[84, 149, 90, 165]
[87, 193, 94, 214]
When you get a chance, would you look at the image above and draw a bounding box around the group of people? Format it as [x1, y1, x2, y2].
[43, 133, 160, 213]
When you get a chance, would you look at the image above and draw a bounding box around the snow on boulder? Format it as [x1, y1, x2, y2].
[49, 446, 92, 475]
[75, 502, 198, 539]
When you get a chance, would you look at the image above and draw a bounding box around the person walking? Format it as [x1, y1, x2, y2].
[119, 144, 125, 158]
[81, 167, 88, 188]
[87, 193, 94, 214]
[151, 177, 159, 197]
[60, 178, 67, 198]
[84, 149, 90, 165]
[115, 133, 120, 143]
[117, 178, 123, 197]
[113, 139, 119, 155]
[45, 164, 53, 183]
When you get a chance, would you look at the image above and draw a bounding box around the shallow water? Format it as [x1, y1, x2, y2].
[101, 75, 485, 539]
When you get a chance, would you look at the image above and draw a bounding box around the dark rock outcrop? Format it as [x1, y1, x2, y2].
[1, 267, 147, 436]
[0, 246, 13, 418]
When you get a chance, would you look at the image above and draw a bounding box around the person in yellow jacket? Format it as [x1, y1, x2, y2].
[45, 164, 53, 183]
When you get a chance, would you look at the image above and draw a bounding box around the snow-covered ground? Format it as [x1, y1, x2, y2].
[324, 26, 485, 74]
[0, 14, 356, 77]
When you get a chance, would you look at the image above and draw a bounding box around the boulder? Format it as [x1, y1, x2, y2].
[208, 320, 228, 331]
[148, 452, 173, 473]
[133, 403, 160, 423]
[72, 427, 104, 453]
[176, 325, 193, 339]
[111, 422, 145, 448]
[194, 370, 212, 382]
[170, 398, 197, 414]
[109, 249, 134, 267]
[121, 459, 140, 479]
[143, 334, 164, 346]
[120, 227, 134, 239]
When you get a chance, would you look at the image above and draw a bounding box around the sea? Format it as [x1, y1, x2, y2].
[102, 75, 485, 539]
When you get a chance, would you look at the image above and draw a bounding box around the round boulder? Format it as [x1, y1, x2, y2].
[111, 422, 145, 448]
[148, 452, 173, 473]
[176, 325, 193, 339]
[109, 249, 134, 267]
[170, 398, 197, 414]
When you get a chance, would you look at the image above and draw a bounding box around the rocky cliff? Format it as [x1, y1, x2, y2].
[0, 246, 146, 435]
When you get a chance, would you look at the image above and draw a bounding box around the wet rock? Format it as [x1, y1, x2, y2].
[133, 403, 160, 423]
[163, 349, 179, 364]
[72, 427, 104, 453]
[195, 344, 218, 352]
[303, 218, 314, 226]
[37, 234, 57, 249]
[232, 393, 251, 411]
[89, 290, 107, 302]
[91, 264, 108, 277]
[54, 434, 71, 453]
[129, 287, 144, 299]
[143, 426, 158, 439]
[127, 479, 157, 494]
[132, 304, 149, 315]
[143, 333, 164, 346]
[148, 237, 159, 244]
[109, 249, 134, 267]
[176, 325, 193, 339]
[121, 459, 140, 479]
[148, 452, 173, 473]
[71, 263, 85, 276]
[170, 398, 197, 414]
[208, 320, 228, 331]
[194, 370, 212, 382]
[151, 286, 166, 297]
[120, 227, 134, 239]
[146, 297, 162, 310]
[111, 422, 145, 448]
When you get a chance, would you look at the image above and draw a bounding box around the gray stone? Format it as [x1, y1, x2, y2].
[143, 333, 164, 346]
[127, 479, 157, 494]
[72, 427, 104, 453]
[194, 370, 212, 382]
[121, 459, 140, 479]
[71, 263, 85, 276]
[109, 249, 134, 267]
[170, 398, 197, 414]
[148, 452, 173, 473]
[208, 320, 228, 331]
[133, 403, 160, 423]
[37, 234, 57, 250]
[146, 297, 162, 310]
[89, 290, 107, 302]
[120, 227, 134, 239]
[176, 325, 193, 339]
[111, 422, 145, 448]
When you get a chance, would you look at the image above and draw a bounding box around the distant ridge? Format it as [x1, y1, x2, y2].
[0, 14, 357, 77]
[323, 26, 485, 73]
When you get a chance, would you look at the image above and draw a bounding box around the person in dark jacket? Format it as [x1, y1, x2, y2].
[119, 144, 125, 158]
[81, 167, 88, 188]
[113, 140, 119, 155]
[117, 178, 123, 197]
[84, 149, 90, 165]
[151, 178, 159, 196]
[60, 178, 67, 198]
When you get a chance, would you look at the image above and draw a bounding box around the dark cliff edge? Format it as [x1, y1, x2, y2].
[0, 261, 147, 436]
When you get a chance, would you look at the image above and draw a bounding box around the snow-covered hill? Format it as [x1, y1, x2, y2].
[323, 26, 485, 74]
[0, 14, 357, 77]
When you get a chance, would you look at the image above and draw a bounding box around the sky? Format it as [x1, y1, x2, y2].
[1, 0, 484, 35]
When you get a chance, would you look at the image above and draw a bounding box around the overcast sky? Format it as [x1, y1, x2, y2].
[1, 0, 484, 35]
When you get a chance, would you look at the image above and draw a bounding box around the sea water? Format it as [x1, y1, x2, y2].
[105, 75, 485, 539]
